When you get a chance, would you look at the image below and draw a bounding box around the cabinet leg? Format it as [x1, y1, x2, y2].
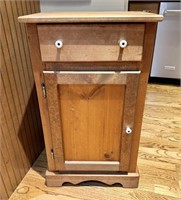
[45, 170, 139, 188]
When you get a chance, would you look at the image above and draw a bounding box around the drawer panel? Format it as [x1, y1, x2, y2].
[38, 24, 145, 62]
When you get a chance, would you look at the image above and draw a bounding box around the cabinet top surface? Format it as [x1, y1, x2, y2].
[18, 11, 163, 23]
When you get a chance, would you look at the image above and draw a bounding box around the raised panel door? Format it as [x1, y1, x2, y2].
[43, 71, 140, 172]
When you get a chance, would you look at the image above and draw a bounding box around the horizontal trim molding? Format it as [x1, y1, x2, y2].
[64, 161, 120, 171]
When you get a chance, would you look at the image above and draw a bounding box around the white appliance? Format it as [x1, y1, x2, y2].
[40, 0, 128, 12]
[151, 2, 181, 79]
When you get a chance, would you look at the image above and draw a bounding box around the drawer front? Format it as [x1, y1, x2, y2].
[38, 24, 145, 62]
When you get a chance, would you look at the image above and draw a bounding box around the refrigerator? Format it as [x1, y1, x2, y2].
[151, 2, 181, 80]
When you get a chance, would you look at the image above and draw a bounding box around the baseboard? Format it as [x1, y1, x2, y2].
[149, 77, 181, 86]
[45, 170, 140, 188]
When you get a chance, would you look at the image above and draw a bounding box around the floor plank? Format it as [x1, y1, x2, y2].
[10, 84, 181, 200]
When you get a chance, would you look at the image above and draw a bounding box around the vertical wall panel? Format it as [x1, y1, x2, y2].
[0, 1, 43, 199]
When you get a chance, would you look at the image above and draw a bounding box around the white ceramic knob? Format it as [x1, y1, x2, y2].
[119, 40, 128, 48]
[55, 40, 63, 49]
[126, 127, 132, 134]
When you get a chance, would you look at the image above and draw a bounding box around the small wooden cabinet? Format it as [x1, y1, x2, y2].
[18, 12, 163, 187]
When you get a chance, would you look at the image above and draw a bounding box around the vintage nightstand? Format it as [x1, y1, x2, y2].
[18, 12, 163, 187]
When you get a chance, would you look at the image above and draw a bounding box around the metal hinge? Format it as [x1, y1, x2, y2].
[41, 83, 46, 98]
[51, 149, 54, 159]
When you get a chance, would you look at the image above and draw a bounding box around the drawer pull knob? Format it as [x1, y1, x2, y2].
[126, 127, 132, 134]
[55, 40, 63, 49]
[119, 40, 127, 48]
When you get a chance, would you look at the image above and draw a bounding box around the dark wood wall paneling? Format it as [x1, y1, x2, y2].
[0, 1, 44, 199]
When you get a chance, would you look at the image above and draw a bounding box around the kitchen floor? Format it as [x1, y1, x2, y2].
[10, 84, 181, 200]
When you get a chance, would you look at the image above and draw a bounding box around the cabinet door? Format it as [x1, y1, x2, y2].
[43, 71, 140, 172]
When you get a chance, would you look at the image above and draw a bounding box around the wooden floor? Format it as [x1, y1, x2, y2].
[10, 84, 181, 200]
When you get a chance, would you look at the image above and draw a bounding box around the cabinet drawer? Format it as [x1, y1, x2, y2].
[38, 24, 145, 62]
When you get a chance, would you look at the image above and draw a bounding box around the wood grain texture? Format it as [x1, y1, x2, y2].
[38, 24, 145, 62]
[45, 170, 139, 188]
[0, 1, 43, 199]
[43, 71, 139, 171]
[18, 11, 163, 23]
[129, 22, 158, 172]
[45, 62, 140, 71]
[59, 84, 124, 162]
[64, 161, 120, 171]
[44, 71, 128, 85]
[120, 74, 140, 171]
[43, 71, 125, 164]
[43, 74, 65, 171]
[9, 84, 181, 200]
[26, 24, 55, 172]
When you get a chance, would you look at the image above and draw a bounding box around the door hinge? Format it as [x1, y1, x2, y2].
[41, 83, 46, 98]
[51, 149, 54, 159]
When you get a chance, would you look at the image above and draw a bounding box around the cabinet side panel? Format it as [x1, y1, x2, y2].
[26, 24, 55, 171]
[129, 23, 157, 172]
[60, 85, 125, 161]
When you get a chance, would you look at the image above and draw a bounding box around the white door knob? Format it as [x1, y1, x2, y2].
[55, 40, 63, 49]
[119, 40, 128, 48]
[126, 127, 132, 134]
